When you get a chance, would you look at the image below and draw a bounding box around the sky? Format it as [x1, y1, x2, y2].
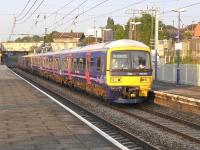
[0, 0, 200, 42]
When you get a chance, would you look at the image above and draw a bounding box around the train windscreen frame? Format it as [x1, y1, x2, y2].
[110, 50, 151, 71]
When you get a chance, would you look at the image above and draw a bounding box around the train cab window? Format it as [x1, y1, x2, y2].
[111, 51, 150, 70]
[111, 53, 131, 70]
[97, 57, 101, 72]
[132, 51, 150, 69]
[90, 58, 94, 73]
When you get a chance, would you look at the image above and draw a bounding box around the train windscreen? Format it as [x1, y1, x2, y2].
[111, 51, 151, 70]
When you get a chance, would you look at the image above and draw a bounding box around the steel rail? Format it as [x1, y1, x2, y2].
[112, 106, 200, 144]
[136, 105, 200, 130]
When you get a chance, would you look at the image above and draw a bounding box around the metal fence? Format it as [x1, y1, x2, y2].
[163, 55, 200, 64]
[154, 64, 200, 86]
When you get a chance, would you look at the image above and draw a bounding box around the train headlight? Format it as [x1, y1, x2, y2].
[140, 77, 150, 83]
[110, 77, 122, 83]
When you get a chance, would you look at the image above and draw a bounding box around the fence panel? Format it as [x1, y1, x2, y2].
[154, 64, 200, 86]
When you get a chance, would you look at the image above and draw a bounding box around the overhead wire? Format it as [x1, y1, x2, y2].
[69, 0, 146, 28]
[8, 17, 16, 41]
[49, 0, 89, 29]
[8, 0, 200, 41]
[8, 0, 37, 40]
[16, 0, 38, 22]
[163, 2, 200, 14]
[36, 0, 75, 24]
[101, 0, 146, 16]
[27, 14, 40, 34]
[16, 0, 45, 24]
[8, 0, 44, 41]
[16, 0, 32, 18]
[56, 0, 110, 37]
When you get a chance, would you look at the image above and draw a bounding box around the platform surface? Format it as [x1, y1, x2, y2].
[153, 80, 200, 100]
[0, 65, 119, 150]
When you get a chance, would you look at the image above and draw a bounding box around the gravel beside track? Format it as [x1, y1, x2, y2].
[137, 104, 200, 128]
[14, 68, 200, 150]
[112, 106, 200, 143]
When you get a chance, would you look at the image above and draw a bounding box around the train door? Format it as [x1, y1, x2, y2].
[86, 51, 91, 84]
[67, 53, 72, 80]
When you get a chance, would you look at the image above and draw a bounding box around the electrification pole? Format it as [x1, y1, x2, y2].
[43, 15, 47, 53]
[154, 7, 159, 81]
[8, 16, 16, 41]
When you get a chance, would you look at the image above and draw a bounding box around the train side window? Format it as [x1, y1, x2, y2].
[71, 58, 74, 71]
[48, 58, 50, 68]
[64, 58, 68, 70]
[97, 57, 101, 72]
[79, 58, 83, 71]
[76, 58, 79, 70]
[66, 58, 69, 70]
[90, 58, 94, 73]
[57, 58, 61, 70]
[83, 58, 86, 71]
[73, 58, 77, 71]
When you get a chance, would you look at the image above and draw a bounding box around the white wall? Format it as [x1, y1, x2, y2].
[154, 64, 200, 86]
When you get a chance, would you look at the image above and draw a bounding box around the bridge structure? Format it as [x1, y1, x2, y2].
[0, 42, 35, 66]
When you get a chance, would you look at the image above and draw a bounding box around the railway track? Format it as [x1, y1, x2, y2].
[137, 105, 200, 130]
[12, 68, 160, 150]
[112, 105, 200, 144]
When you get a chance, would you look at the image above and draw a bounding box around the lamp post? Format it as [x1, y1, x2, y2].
[172, 8, 187, 85]
[130, 21, 141, 40]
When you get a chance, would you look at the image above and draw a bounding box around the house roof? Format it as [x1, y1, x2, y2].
[52, 32, 84, 39]
[194, 23, 200, 37]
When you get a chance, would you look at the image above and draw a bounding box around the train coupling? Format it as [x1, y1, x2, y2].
[122, 86, 139, 99]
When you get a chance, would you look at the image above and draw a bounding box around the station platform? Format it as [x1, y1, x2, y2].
[152, 81, 200, 115]
[153, 81, 200, 100]
[0, 65, 119, 150]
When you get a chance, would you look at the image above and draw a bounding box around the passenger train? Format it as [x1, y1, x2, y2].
[18, 39, 153, 103]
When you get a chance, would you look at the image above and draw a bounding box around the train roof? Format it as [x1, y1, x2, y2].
[81, 39, 149, 51]
[22, 39, 149, 57]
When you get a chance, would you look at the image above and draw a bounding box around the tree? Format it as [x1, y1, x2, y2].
[114, 24, 125, 40]
[32, 35, 42, 42]
[105, 17, 126, 40]
[106, 17, 115, 30]
[122, 14, 170, 46]
[135, 14, 154, 45]
[15, 37, 23, 42]
[159, 22, 170, 40]
[183, 31, 192, 39]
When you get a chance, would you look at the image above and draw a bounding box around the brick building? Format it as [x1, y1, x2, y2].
[194, 22, 200, 38]
[52, 32, 85, 48]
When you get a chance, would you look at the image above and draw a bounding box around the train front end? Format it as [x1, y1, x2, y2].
[106, 40, 153, 103]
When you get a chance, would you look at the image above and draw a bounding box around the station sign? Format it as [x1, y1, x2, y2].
[175, 42, 183, 51]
